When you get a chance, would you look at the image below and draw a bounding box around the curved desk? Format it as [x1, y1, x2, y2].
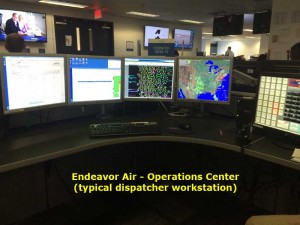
[0, 115, 299, 173]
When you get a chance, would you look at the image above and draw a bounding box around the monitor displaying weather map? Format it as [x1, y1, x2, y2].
[177, 57, 232, 104]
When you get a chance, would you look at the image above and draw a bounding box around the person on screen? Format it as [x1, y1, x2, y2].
[18, 14, 29, 33]
[5, 33, 25, 52]
[225, 46, 234, 57]
[290, 42, 300, 60]
[5, 13, 21, 35]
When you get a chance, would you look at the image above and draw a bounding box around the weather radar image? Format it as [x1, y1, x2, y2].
[177, 58, 231, 103]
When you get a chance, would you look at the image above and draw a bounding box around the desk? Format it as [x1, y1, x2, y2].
[0, 115, 299, 173]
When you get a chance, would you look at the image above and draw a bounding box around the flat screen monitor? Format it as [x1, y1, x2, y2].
[68, 56, 122, 105]
[123, 57, 175, 101]
[177, 57, 233, 104]
[144, 25, 169, 47]
[0, 9, 47, 42]
[174, 28, 195, 49]
[0, 54, 66, 114]
[254, 74, 300, 139]
[213, 14, 244, 36]
[253, 11, 271, 34]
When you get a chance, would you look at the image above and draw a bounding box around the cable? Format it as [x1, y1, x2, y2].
[159, 101, 188, 117]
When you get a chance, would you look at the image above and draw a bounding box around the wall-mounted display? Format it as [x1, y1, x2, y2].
[0, 9, 47, 42]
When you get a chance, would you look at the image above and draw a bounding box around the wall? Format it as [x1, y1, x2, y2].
[216, 39, 260, 59]
[259, 34, 270, 55]
[0, 2, 202, 56]
[269, 0, 300, 60]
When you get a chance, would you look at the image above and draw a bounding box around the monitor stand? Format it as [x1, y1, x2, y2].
[270, 131, 300, 151]
[0, 114, 9, 140]
[97, 104, 113, 120]
[192, 103, 205, 117]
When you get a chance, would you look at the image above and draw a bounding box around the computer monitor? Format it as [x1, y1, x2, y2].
[177, 57, 233, 104]
[213, 14, 244, 36]
[254, 73, 300, 148]
[123, 57, 175, 101]
[67, 56, 122, 105]
[144, 25, 169, 47]
[252, 11, 271, 34]
[0, 54, 66, 114]
[174, 28, 195, 49]
[0, 9, 47, 42]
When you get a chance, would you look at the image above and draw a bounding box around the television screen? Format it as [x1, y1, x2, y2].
[253, 11, 271, 34]
[0, 9, 47, 42]
[124, 57, 175, 101]
[0, 54, 66, 114]
[213, 14, 244, 36]
[68, 56, 122, 105]
[144, 25, 169, 47]
[177, 57, 233, 104]
[174, 29, 195, 49]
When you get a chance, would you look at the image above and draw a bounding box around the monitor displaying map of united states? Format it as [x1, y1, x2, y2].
[177, 57, 232, 104]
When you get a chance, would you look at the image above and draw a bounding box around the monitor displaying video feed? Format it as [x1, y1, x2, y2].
[144, 25, 169, 47]
[0, 54, 66, 114]
[0, 9, 47, 42]
[68, 56, 122, 105]
[177, 57, 232, 104]
[174, 29, 195, 49]
[254, 74, 300, 137]
[123, 57, 175, 101]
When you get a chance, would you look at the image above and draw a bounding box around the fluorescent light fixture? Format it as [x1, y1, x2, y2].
[39, 0, 88, 8]
[179, 20, 204, 24]
[203, 32, 212, 35]
[126, 11, 159, 17]
[243, 29, 253, 32]
[245, 36, 259, 39]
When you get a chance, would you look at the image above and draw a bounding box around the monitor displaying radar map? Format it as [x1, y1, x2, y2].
[177, 57, 233, 104]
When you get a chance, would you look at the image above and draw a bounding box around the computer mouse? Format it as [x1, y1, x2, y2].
[178, 123, 192, 131]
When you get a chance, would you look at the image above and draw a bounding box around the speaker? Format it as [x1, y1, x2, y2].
[236, 97, 256, 144]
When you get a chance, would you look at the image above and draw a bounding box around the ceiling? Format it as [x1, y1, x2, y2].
[14, 0, 273, 40]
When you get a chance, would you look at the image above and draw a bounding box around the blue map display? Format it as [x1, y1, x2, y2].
[178, 59, 231, 102]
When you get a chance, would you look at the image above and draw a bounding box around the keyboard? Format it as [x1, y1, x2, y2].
[89, 121, 161, 137]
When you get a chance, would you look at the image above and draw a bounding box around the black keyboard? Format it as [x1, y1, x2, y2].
[89, 121, 161, 137]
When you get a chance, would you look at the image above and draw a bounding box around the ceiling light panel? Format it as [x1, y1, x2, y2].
[39, 0, 88, 8]
[126, 11, 159, 17]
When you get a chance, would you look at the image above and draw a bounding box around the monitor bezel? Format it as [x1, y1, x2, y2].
[254, 72, 300, 138]
[0, 8, 48, 43]
[67, 55, 123, 106]
[173, 28, 195, 49]
[176, 56, 233, 105]
[0, 53, 67, 115]
[123, 56, 176, 102]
